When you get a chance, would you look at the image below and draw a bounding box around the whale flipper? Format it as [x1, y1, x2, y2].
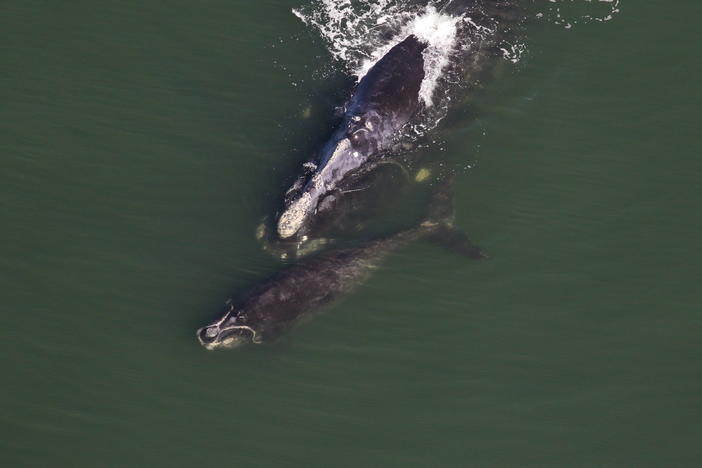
[426, 225, 487, 260]
[422, 175, 487, 259]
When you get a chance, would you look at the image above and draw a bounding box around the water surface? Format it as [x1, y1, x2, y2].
[1, 1, 701, 466]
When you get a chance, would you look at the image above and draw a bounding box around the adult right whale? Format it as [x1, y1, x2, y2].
[276, 35, 428, 240]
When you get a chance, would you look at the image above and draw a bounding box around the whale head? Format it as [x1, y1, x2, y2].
[196, 307, 261, 350]
[277, 137, 357, 239]
[277, 191, 315, 239]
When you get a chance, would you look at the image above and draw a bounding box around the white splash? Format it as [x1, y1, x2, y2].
[291, 0, 521, 135]
[355, 7, 460, 107]
[292, 0, 415, 68]
[535, 0, 622, 30]
[292, 2, 483, 111]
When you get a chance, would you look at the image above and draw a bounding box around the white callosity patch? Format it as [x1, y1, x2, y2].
[278, 137, 355, 238]
[278, 134, 370, 238]
[277, 191, 314, 238]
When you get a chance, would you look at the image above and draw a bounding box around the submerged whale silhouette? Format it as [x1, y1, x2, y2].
[198, 179, 483, 349]
[199, 224, 436, 349]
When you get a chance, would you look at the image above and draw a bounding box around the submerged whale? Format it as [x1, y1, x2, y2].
[199, 224, 434, 349]
[198, 180, 483, 349]
[276, 35, 428, 240]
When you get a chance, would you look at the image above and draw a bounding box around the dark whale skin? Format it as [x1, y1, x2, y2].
[198, 225, 431, 349]
[340, 33, 428, 152]
[199, 172, 485, 349]
[276, 35, 427, 239]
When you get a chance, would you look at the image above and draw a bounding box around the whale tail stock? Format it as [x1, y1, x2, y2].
[421, 175, 487, 260]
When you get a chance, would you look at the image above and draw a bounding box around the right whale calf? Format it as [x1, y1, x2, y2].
[198, 220, 483, 350]
[198, 180, 484, 350]
[276, 35, 428, 240]
[199, 223, 436, 349]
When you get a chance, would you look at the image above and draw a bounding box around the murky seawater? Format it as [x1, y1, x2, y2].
[1, 1, 701, 466]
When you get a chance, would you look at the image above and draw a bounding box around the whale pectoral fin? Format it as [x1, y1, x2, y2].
[426, 225, 488, 260]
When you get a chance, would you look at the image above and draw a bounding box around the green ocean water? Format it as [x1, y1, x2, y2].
[1, 1, 701, 466]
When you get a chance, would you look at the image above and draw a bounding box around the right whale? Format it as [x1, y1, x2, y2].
[276, 35, 428, 240]
[275, 1, 522, 245]
[199, 178, 483, 349]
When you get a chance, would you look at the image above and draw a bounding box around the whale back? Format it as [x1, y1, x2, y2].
[348, 35, 427, 127]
